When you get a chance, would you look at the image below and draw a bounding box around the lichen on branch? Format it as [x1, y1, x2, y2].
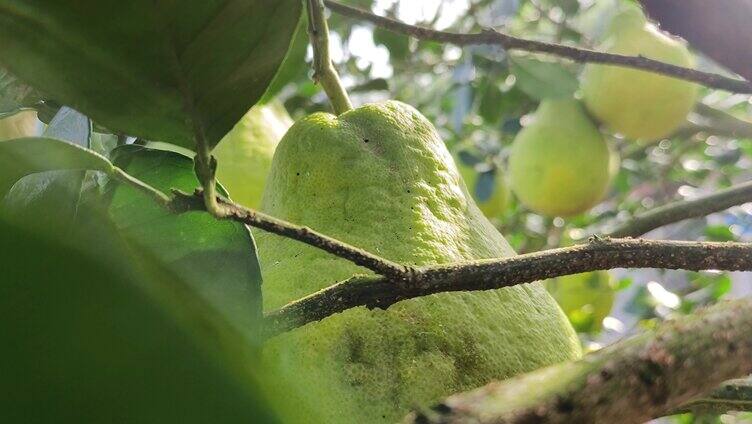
[263, 237, 752, 336]
[405, 298, 752, 423]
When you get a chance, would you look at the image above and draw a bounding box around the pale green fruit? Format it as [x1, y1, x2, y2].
[213, 101, 293, 208]
[581, 7, 698, 140]
[256, 101, 581, 423]
[454, 156, 509, 219]
[608, 148, 621, 182]
[509, 99, 611, 217]
[546, 271, 616, 334]
[0, 110, 38, 141]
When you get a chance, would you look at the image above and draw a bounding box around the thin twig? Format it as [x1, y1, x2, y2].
[169, 189, 412, 281]
[606, 181, 752, 238]
[695, 103, 752, 138]
[405, 297, 752, 423]
[308, 0, 353, 114]
[263, 237, 752, 336]
[323, 0, 752, 94]
[109, 166, 172, 208]
[672, 378, 752, 415]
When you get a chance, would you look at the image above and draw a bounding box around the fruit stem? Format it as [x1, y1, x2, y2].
[307, 0, 353, 115]
[109, 165, 172, 208]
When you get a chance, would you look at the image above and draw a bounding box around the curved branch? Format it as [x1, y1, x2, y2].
[169, 189, 411, 280]
[323, 0, 752, 94]
[264, 237, 752, 336]
[674, 378, 752, 415]
[405, 297, 752, 423]
[606, 181, 752, 238]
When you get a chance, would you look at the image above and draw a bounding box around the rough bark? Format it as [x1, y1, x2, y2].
[405, 298, 752, 424]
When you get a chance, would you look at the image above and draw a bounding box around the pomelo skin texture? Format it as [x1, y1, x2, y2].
[256, 101, 581, 423]
[581, 7, 698, 140]
[213, 101, 293, 208]
[0, 110, 38, 141]
[455, 159, 509, 219]
[509, 99, 611, 217]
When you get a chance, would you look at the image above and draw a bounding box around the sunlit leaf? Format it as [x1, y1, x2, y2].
[509, 55, 578, 100]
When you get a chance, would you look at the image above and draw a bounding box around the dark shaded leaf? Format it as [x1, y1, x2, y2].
[108, 145, 263, 338]
[0, 67, 44, 116]
[0, 0, 302, 149]
[0, 207, 276, 423]
[475, 169, 496, 202]
[458, 149, 483, 167]
[260, 12, 309, 103]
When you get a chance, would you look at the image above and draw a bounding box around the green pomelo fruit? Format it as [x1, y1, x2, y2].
[546, 271, 616, 334]
[256, 101, 581, 423]
[581, 7, 698, 140]
[454, 157, 509, 219]
[213, 100, 293, 208]
[608, 147, 621, 182]
[0, 110, 38, 141]
[509, 99, 611, 217]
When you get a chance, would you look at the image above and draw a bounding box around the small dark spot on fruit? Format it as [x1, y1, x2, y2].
[407, 189, 411, 193]
[364, 138, 369, 143]
[296, 172, 300, 176]
[555, 396, 574, 413]
[600, 369, 612, 381]
[431, 403, 452, 414]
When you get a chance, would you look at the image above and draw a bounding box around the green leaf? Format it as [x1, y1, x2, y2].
[509, 55, 579, 101]
[0, 67, 44, 116]
[0, 0, 303, 149]
[374, 26, 410, 61]
[478, 81, 532, 125]
[107, 145, 263, 337]
[260, 12, 309, 103]
[0, 136, 111, 196]
[0, 207, 277, 423]
[2, 108, 95, 234]
[704, 224, 738, 242]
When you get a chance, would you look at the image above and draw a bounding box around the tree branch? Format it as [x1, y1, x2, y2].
[606, 181, 752, 238]
[695, 103, 752, 138]
[323, 0, 752, 94]
[109, 166, 172, 209]
[308, 0, 353, 115]
[673, 378, 752, 415]
[263, 237, 752, 336]
[405, 297, 752, 424]
[169, 189, 412, 281]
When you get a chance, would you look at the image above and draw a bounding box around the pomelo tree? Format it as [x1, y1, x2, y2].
[2, 0, 752, 423]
